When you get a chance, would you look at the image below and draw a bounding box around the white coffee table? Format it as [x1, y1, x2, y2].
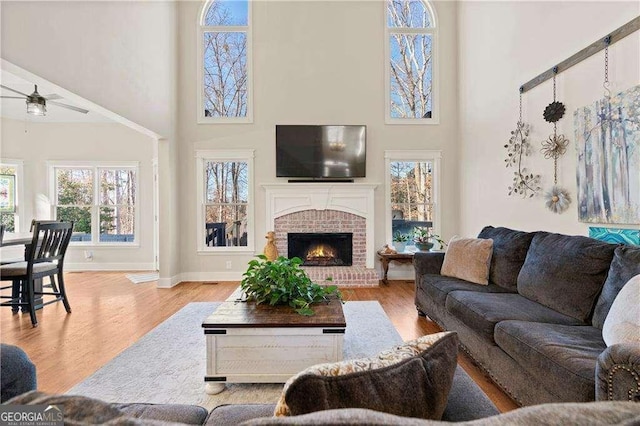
[202, 291, 346, 394]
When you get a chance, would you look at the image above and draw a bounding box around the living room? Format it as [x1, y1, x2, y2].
[1, 0, 639, 424]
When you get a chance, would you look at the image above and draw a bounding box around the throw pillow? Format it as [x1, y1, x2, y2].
[592, 245, 640, 329]
[274, 331, 459, 420]
[477, 226, 536, 291]
[602, 274, 640, 347]
[440, 237, 494, 285]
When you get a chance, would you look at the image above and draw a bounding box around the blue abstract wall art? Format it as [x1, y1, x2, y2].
[574, 84, 640, 224]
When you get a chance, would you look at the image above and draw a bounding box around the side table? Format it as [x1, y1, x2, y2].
[377, 251, 414, 284]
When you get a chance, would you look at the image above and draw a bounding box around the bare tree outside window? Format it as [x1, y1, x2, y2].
[390, 161, 433, 221]
[387, 0, 434, 119]
[205, 160, 248, 246]
[202, 0, 249, 118]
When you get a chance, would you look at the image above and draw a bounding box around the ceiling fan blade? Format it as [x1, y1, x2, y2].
[0, 96, 25, 99]
[0, 84, 29, 97]
[48, 100, 89, 114]
[43, 94, 63, 100]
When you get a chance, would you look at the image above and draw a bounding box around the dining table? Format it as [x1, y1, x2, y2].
[1, 231, 45, 309]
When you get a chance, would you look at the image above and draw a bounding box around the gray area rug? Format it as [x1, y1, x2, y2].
[67, 301, 402, 410]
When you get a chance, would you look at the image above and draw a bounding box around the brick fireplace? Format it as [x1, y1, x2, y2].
[263, 184, 379, 287]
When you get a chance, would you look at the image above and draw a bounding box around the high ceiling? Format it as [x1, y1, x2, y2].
[1, 69, 113, 123]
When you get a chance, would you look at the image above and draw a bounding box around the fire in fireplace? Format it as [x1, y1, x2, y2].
[288, 233, 353, 266]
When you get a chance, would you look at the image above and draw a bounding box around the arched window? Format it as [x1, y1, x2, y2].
[198, 0, 252, 123]
[385, 0, 438, 124]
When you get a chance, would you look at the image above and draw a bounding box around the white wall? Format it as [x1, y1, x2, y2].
[1, 1, 181, 281]
[458, 1, 640, 237]
[0, 118, 156, 270]
[177, 0, 460, 280]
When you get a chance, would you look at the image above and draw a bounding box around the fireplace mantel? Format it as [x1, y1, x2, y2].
[262, 184, 378, 268]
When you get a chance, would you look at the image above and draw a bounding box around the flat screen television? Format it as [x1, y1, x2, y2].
[276, 125, 366, 179]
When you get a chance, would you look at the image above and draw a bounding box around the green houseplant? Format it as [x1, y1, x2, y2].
[241, 255, 341, 316]
[392, 231, 410, 252]
[413, 227, 446, 251]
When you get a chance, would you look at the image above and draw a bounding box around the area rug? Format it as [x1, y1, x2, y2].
[67, 302, 402, 410]
[125, 272, 159, 284]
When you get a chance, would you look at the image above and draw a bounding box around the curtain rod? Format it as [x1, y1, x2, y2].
[520, 15, 640, 94]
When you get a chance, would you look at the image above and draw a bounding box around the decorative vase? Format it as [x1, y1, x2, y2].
[394, 242, 406, 253]
[415, 242, 434, 251]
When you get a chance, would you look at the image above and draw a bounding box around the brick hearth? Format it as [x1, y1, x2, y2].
[274, 209, 379, 287]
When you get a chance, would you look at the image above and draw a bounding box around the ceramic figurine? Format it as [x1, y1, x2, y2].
[263, 231, 279, 261]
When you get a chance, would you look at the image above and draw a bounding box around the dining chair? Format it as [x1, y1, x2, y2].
[0, 221, 74, 327]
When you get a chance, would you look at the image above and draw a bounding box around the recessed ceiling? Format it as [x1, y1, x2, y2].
[1, 69, 114, 123]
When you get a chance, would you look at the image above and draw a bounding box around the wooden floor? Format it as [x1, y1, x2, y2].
[0, 273, 518, 412]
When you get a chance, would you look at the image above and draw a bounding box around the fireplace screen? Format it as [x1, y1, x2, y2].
[288, 233, 353, 266]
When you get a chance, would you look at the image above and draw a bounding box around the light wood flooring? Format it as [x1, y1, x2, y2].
[0, 272, 518, 412]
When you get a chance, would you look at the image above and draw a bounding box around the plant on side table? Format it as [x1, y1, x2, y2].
[241, 255, 341, 316]
[393, 231, 411, 252]
[413, 226, 446, 251]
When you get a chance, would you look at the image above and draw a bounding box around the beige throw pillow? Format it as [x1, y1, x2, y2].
[602, 274, 640, 347]
[440, 236, 494, 285]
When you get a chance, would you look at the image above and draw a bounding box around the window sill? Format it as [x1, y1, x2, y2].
[197, 249, 256, 256]
[385, 118, 440, 125]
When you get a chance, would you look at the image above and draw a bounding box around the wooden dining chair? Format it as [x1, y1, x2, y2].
[0, 221, 74, 327]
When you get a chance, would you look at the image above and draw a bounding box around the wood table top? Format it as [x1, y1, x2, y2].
[202, 296, 346, 329]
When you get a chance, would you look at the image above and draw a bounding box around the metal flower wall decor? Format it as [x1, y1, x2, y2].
[505, 92, 541, 198]
[541, 70, 571, 214]
[505, 121, 541, 197]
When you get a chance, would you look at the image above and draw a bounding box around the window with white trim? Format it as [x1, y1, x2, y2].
[196, 150, 254, 252]
[51, 164, 138, 244]
[385, 0, 438, 123]
[198, 0, 252, 123]
[385, 150, 441, 249]
[0, 160, 23, 232]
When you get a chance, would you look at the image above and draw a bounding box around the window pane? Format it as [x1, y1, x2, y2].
[203, 31, 248, 117]
[390, 161, 433, 236]
[100, 169, 136, 206]
[0, 213, 15, 232]
[57, 207, 91, 241]
[56, 169, 93, 205]
[100, 206, 135, 242]
[205, 204, 248, 247]
[389, 33, 433, 119]
[204, 0, 248, 26]
[205, 161, 248, 203]
[387, 0, 432, 28]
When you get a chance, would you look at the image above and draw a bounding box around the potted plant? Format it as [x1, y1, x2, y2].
[241, 255, 341, 316]
[413, 227, 446, 251]
[392, 231, 410, 252]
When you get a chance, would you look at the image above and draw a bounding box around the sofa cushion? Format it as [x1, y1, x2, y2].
[115, 402, 208, 424]
[206, 404, 277, 426]
[440, 237, 493, 285]
[603, 274, 640, 346]
[494, 321, 606, 402]
[477, 226, 536, 291]
[275, 332, 459, 419]
[592, 245, 640, 329]
[517, 232, 617, 322]
[241, 402, 640, 425]
[445, 292, 584, 344]
[421, 274, 513, 308]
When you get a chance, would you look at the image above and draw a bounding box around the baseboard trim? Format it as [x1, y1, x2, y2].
[157, 275, 182, 289]
[66, 263, 156, 272]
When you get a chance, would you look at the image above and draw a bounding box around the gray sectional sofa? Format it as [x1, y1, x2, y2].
[414, 226, 640, 407]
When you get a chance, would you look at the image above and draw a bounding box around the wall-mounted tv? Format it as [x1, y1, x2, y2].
[276, 125, 366, 179]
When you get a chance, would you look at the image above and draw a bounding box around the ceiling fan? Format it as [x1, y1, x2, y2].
[0, 84, 89, 116]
